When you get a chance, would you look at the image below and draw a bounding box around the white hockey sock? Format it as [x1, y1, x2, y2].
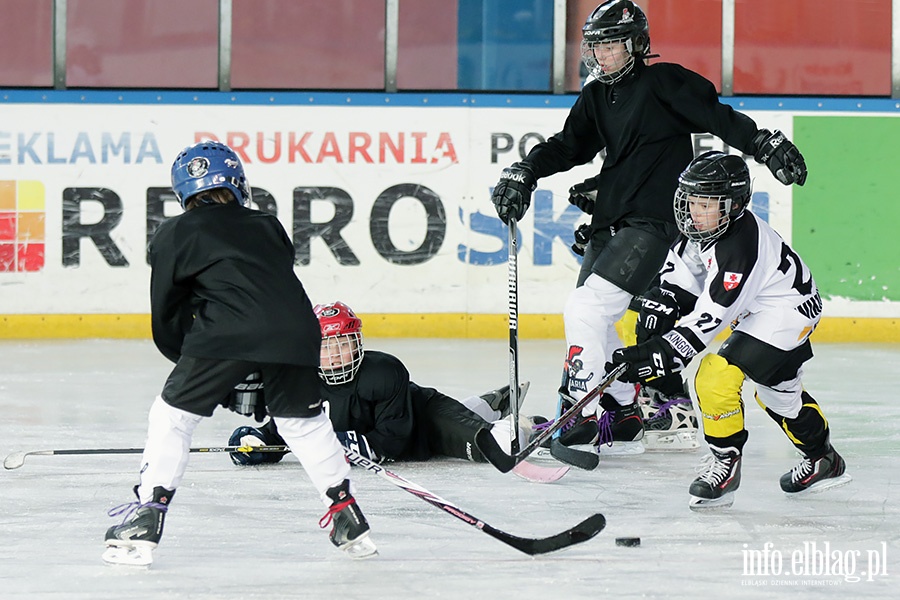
[273, 412, 352, 506]
[459, 394, 500, 422]
[563, 274, 636, 415]
[138, 396, 203, 503]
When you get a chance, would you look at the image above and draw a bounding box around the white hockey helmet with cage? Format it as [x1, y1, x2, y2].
[581, 0, 650, 85]
[674, 151, 752, 243]
[314, 301, 364, 385]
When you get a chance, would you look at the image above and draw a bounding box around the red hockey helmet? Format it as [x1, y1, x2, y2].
[314, 301, 364, 385]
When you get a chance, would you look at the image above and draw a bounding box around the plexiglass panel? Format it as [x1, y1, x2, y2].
[231, 0, 385, 90]
[66, 0, 218, 88]
[734, 0, 891, 96]
[397, 0, 458, 90]
[0, 0, 53, 87]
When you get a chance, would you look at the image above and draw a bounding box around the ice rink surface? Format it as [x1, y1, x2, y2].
[1, 338, 897, 599]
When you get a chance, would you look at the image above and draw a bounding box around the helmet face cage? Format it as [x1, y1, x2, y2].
[581, 0, 649, 84]
[581, 37, 636, 85]
[314, 301, 364, 385]
[674, 189, 733, 243]
[171, 141, 252, 209]
[319, 331, 364, 385]
[674, 151, 751, 243]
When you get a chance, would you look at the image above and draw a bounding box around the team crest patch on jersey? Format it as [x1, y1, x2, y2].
[723, 272, 743, 291]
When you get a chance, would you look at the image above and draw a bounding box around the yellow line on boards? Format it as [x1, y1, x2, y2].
[1, 314, 898, 342]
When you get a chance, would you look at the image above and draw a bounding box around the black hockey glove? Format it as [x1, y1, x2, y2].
[491, 162, 537, 224]
[335, 430, 380, 463]
[608, 330, 700, 384]
[571, 223, 591, 256]
[567, 177, 599, 214]
[227, 372, 267, 422]
[635, 287, 680, 343]
[752, 129, 807, 186]
[228, 424, 288, 466]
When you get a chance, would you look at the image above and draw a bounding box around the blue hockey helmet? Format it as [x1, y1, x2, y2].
[170, 141, 252, 209]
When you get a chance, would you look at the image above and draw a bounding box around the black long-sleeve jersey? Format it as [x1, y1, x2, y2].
[259, 350, 489, 462]
[524, 60, 761, 230]
[149, 201, 320, 366]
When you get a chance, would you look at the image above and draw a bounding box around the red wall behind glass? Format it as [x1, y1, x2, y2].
[231, 0, 385, 90]
[397, 1, 458, 90]
[66, 0, 218, 89]
[0, 0, 893, 95]
[734, 0, 891, 96]
[0, 0, 52, 86]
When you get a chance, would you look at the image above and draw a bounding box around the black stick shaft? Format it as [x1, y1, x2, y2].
[344, 448, 604, 555]
[508, 219, 520, 454]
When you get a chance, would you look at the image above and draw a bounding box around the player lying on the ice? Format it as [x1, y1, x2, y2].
[609, 151, 850, 510]
[228, 300, 529, 465]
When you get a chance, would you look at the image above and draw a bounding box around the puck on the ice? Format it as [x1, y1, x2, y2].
[615, 537, 641, 547]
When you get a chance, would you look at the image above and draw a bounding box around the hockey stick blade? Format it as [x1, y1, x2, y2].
[549, 438, 600, 470]
[511, 460, 570, 483]
[345, 448, 605, 555]
[475, 363, 627, 472]
[3, 445, 290, 470]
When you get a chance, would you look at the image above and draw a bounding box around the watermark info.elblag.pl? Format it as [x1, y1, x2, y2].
[742, 541, 890, 586]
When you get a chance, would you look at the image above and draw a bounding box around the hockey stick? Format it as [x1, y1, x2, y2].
[474, 363, 627, 473]
[549, 370, 600, 470]
[507, 218, 521, 454]
[2, 445, 290, 470]
[344, 448, 605, 555]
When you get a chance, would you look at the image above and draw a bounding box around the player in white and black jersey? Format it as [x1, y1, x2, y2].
[611, 151, 850, 510]
[490, 0, 808, 456]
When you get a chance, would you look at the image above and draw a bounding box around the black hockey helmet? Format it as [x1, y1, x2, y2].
[675, 151, 752, 242]
[581, 1, 650, 84]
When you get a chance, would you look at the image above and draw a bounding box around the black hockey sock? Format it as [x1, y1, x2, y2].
[704, 429, 749, 453]
[765, 392, 830, 459]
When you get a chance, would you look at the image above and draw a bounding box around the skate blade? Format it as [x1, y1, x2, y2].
[597, 441, 645, 457]
[642, 430, 700, 452]
[341, 534, 378, 559]
[784, 473, 852, 496]
[689, 492, 735, 511]
[102, 544, 154, 566]
[528, 447, 569, 465]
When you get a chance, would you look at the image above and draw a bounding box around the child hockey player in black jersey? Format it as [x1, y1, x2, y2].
[103, 142, 377, 565]
[611, 151, 849, 509]
[228, 301, 530, 466]
[490, 0, 808, 458]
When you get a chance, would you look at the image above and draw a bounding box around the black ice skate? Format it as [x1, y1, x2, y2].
[534, 409, 599, 450]
[689, 446, 742, 510]
[780, 448, 851, 494]
[481, 381, 531, 419]
[320, 479, 378, 559]
[102, 485, 174, 566]
[596, 395, 645, 456]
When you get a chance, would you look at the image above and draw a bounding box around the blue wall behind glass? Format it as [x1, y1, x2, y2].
[457, 0, 554, 91]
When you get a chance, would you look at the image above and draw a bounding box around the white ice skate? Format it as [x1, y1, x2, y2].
[642, 395, 700, 452]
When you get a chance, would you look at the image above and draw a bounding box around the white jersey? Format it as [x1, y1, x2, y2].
[660, 211, 822, 356]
